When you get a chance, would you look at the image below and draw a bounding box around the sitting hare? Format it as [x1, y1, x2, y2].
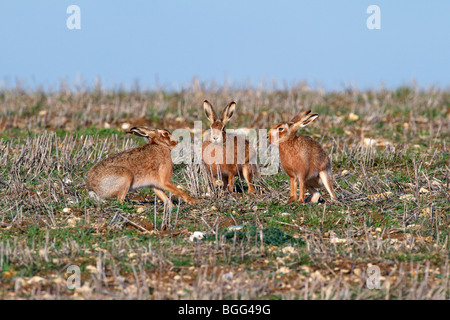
[202, 100, 257, 193]
[85, 126, 196, 206]
[268, 110, 336, 203]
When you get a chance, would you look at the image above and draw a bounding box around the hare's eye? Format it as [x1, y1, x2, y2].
[278, 127, 284, 132]
[163, 131, 169, 136]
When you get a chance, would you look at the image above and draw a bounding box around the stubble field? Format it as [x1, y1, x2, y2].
[0, 81, 448, 299]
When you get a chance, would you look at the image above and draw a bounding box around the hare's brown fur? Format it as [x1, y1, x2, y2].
[85, 127, 196, 205]
[202, 100, 257, 193]
[268, 110, 336, 203]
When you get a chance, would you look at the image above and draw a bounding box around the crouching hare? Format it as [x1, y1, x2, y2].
[85, 127, 197, 206]
[268, 110, 337, 203]
[202, 100, 258, 193]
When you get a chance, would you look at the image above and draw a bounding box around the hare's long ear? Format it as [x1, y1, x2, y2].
[127, 127, 157, 141]
[290, 110, 311, 124]
[203, 100, 217, 124]
[289, 110, 319, 131]
[221, 101, 236, 126]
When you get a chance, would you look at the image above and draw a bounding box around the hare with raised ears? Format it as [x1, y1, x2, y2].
[85, 126, 197, 207]
[268, 110, 337, 204]
[202, 100, 257, 193]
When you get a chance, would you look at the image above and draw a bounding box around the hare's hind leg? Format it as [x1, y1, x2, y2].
[242, 164, 255, 193]
[114, 173, 134, 202]
[305, 177, 322, 203]
[96, 167, 133, 202]
[103, 180, 131, 202]
[319, 171, 337, 201]
[306, 185, 321, 203]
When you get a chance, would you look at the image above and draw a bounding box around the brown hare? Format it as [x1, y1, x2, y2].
[268, 110, 337, 204]
[202, 100, 257, 193]
[85, 126, 196, 206]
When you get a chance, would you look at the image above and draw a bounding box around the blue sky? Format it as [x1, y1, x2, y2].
[0, 1, 449, 91]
